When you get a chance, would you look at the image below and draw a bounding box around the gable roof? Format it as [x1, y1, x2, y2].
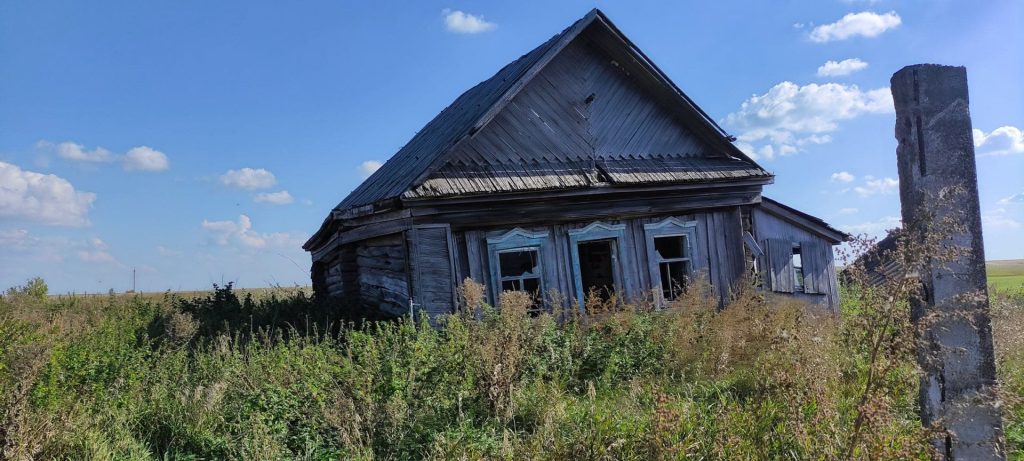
[335, 8, 768, 213]
[760, 197, 850, 244]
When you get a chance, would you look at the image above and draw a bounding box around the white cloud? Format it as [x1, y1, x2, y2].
[839, 207, 859, 215]
[973, 126, 1024, 156]
[809, 11, 901, 43]
[831, 171, 856, 183]
[123, 146, 169, 171]
[359, 160, 383, 178]
[853, 176, 899, 197]
[0, 229, 67, 263]
[841, 216, 902, 234]
[254, 190, 294, 205]
[817, 58, 869, 77]
[983, 208, 1022, 230]
[0, 161, 96, 226]
[0, 229, 32, 249]
[37, 140, 170, 172]
[53, 141, 115, 163]
[77, 238, 117, 264]
[442, 9, 497, 34]
[724, 81, 892, 158]
[201, 214, 306, 250]
[997, 192, 1024, 205]
[219, 168, 277, 190]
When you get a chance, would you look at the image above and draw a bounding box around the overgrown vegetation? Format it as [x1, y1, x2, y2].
[1, 272, 1021, 459]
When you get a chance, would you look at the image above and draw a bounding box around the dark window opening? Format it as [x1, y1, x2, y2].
[578, 239, 616, 302]
[792, 246, 804, 292]
[653, 235, 690, 301]
[659, 260, 689, 301]
[655, 235, 685, 259]
[497, 249, 543, 310]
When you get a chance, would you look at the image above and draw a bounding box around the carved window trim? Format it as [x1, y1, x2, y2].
[644, 218, 698, 307]
[567, 222, 629, 306]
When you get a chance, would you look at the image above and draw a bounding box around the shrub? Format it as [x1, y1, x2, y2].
[2, 277, 1017, 459]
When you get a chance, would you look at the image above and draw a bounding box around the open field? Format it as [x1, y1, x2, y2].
[2, 276, 1022, 460]
[990, 259, 1024, 293]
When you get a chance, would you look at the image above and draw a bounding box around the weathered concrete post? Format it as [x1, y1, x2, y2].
[891, 64, 1004, 460]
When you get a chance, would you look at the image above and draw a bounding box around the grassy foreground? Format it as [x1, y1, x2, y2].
[1, 278, 1022, 460]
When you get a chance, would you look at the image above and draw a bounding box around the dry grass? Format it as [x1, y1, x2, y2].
[1, 269, 1020, 459]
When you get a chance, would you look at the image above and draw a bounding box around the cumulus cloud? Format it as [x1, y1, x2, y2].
[37, 140, 170, 172]
[982, 208, 1022, 230]
[0, 161, 96, 226]
[809, 11, 901, 43]
[201, 214, 306, 250]
[77, 238, 117, 264]
[724, 81, 892, 159]
[973, 126, 1024, 156]
[831, 171, 855, 183]
[254, 190, 294, 205]
[51, 141, 115, 163]
[220, 168, 277, 190]
[123, 146, 170, 171]
[443, 9, 497, 34]
[817, 58, 869, 77]
[359, 160, 383, 178]
[852, 176, 899, 197]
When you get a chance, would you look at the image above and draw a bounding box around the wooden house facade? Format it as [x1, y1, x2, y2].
[304, 9, 848, 318]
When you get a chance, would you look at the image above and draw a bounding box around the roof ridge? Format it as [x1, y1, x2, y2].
[333, 8, 767, 214]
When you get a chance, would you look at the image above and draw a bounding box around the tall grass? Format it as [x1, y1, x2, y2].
[1, 275, 1021, 460]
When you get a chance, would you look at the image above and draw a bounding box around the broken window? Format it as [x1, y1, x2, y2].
[497, 248, 543, 307]
[792, 245, 804, 292]
[653, 235, 691, 301]
[578, 239, 616, 303]
[644, 218, 697, 306]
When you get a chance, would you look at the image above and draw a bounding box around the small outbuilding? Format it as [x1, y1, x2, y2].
[304, 9, 848, 318]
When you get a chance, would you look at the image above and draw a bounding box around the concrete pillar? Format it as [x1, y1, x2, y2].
[891, 64, 1005, 460]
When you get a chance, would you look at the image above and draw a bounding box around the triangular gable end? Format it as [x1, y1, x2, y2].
[337, 9, 766, 212]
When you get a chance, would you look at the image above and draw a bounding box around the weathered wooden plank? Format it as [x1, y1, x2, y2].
[407, 225, 456, 319]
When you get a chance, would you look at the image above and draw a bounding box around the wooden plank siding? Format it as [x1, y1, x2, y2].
[751, 207, 841, 311]
[302, 11, 851, 321]
[407, 225, 458, 320]
[407, 37, 768, 200]
[447, 209, 746, 309]
[314, 202, 842, 319]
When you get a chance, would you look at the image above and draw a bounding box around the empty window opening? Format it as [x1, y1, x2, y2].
[498, 248, 543, 308]
[654, 235, 690, 301]
[792, 245, 804, 292]
[578, 239, 617, 302]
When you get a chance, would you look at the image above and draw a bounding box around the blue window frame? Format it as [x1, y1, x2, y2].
[567, 222, 629, 306]
[486, 228, 551, 309]
[644, 218, 698, 306]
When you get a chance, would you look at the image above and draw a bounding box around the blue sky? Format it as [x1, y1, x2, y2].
[1, 1, 1021, 293]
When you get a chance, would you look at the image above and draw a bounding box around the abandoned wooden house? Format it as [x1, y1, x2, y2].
[304, 9, 849, 318]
